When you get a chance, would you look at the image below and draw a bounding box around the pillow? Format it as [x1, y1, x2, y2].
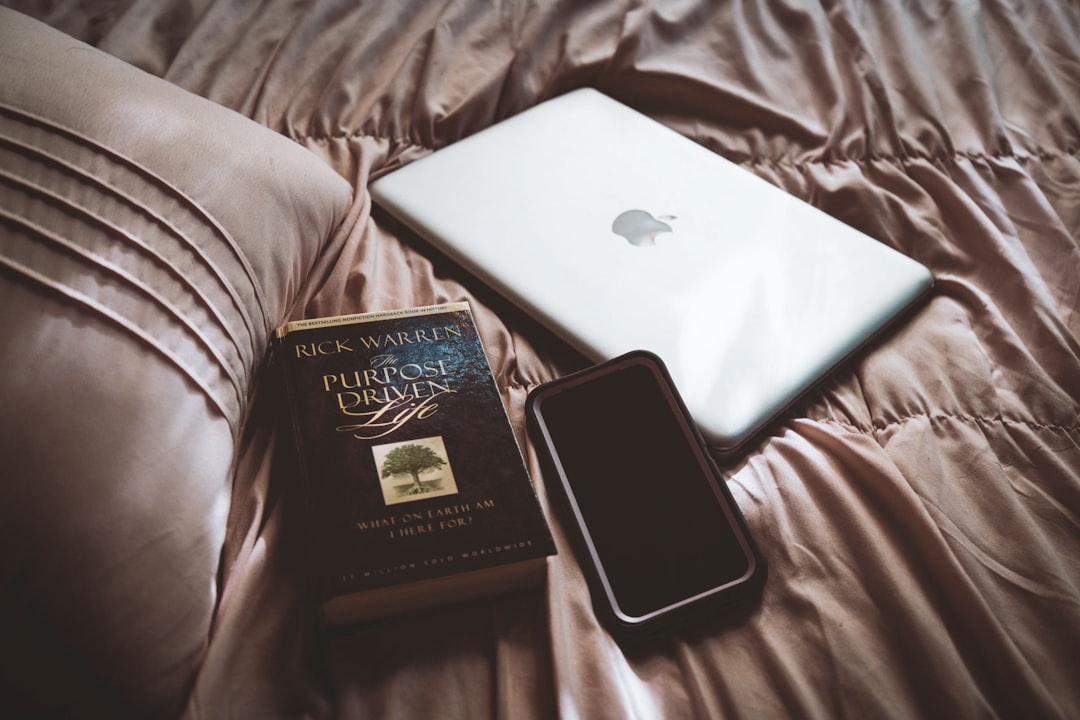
[0, 8, 352, 717]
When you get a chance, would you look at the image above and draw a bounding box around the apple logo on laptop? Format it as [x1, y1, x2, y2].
[611, 210, 676, 247]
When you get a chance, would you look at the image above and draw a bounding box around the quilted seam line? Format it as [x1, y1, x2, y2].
[808, 412, 1080, 437]
[289, 128, 1080, 170]
[734, 149, 1080, 171]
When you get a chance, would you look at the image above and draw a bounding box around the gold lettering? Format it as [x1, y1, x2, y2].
[396, 523, 434, 536]
[356, 516, 395, 531]
[336, 391, 361, 412]
[296, 339, 353, 359]
[428, 503, 471, 518]
[336, 388, 454, 438]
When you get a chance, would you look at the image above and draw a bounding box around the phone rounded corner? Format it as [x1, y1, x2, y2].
[738, 551, 769, 597]
[525, 379, 562, 436]
[605, 602, 669, 640]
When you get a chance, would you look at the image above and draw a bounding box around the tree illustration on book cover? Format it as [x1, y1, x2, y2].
[373, 435, 459, 505]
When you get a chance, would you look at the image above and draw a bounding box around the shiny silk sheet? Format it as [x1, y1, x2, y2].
[6, 1, 1078, 718]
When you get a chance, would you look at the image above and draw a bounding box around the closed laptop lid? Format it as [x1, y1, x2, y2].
[370, 88, 933, 455]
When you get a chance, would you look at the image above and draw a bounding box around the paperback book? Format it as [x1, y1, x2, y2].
[275, 302, 556, 627]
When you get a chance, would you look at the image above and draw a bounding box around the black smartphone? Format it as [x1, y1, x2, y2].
[527, 351, 766, 638]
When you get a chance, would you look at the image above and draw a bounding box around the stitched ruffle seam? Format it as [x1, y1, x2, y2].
[289, 129, 1080, 169]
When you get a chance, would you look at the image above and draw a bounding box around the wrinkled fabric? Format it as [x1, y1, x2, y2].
[3, 1, 1078, 718]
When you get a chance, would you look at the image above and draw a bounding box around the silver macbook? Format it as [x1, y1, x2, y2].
[370, 88, 933, 456]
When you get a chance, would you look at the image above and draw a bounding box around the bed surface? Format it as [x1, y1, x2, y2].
[3, 1, 1078, 718]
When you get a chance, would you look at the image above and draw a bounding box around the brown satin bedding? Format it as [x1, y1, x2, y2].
[4, 1, 1078, 718]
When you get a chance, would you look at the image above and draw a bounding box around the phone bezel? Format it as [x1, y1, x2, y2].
[527, 350, 766, 637]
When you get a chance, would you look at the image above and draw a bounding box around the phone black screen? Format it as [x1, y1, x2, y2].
[538, 361, 752, 620]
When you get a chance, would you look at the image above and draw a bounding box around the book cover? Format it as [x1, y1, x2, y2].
[274, 302, 555, 627]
